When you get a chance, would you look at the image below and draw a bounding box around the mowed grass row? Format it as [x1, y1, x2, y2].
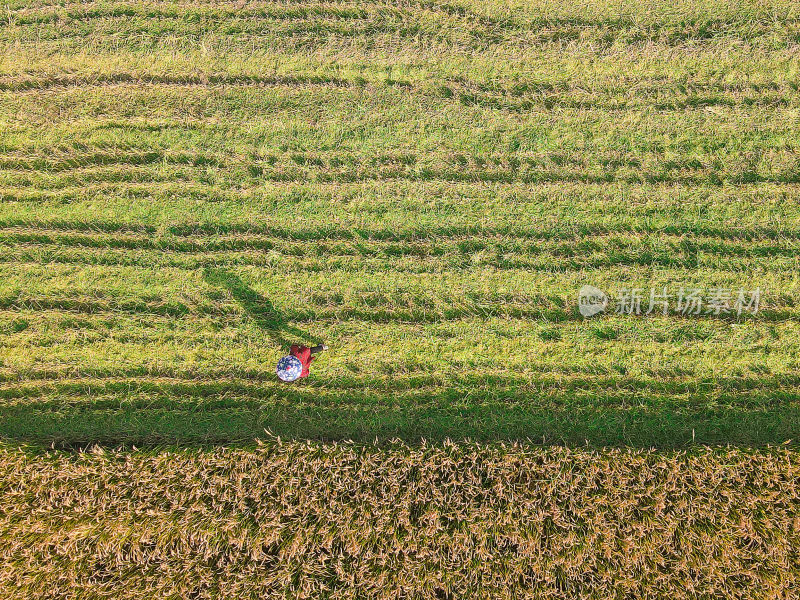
[0, 262, 796, 319]
[2, 91, 799, 196]
[0, 221, 798, 271]
[1, 181, 798, 236]
[2, 304, 798, 379]
[3, 0, 799, 52]
[1, 442, 798, 599]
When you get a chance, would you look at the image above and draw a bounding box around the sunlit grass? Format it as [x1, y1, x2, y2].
[0, 0, 798, 447]
[1, 1, 800, 597]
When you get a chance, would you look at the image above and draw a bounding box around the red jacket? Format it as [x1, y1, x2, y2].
[289, 345, 315, 378]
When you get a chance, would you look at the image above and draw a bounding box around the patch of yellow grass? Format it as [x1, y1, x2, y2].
[1, 442, 797, 599]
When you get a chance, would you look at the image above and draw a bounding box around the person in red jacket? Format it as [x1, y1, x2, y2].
[276, 344, 327, 382]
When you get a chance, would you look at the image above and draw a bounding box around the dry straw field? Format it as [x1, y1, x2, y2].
[2, 442, 799, 599]
[1, 0, 800, 596]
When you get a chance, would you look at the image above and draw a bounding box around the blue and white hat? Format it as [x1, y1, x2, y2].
[276, 355, 303, 382]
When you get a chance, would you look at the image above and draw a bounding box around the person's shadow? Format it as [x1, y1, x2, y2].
[203, 268, 320, 350]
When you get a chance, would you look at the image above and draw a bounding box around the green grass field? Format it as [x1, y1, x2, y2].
[2, 0, 800, 447]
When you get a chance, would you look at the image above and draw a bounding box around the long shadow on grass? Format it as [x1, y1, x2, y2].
[203, 268, 321, 349]
[3, 374, 798, 449]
